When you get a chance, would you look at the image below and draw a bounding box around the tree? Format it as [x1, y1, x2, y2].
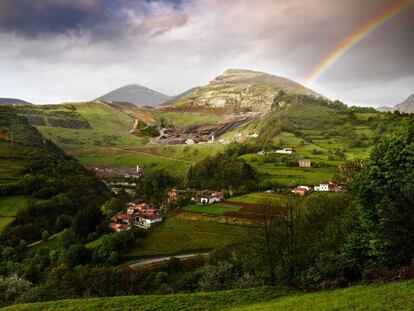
[58, 228, 78, 249]
[350, 127, 414, 267]
[101, 198, 124, 218]
[72, 207, 103, 238]
[0, 274, 32, 305]
[55, 214, 73, 232]
[136, 170, 178, 204]
[187, 154, 257, 191]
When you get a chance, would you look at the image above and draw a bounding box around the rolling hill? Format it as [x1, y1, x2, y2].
[98, 84, 171, 108]
[0, 98, 32, 105]
[3, 280, 413, 311]
[163, 69, 322, 113]
[395, 93, 414, 113]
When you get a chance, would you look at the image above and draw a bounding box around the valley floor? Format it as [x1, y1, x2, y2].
[2, 280, 413, 311]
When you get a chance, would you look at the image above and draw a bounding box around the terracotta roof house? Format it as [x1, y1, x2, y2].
[298, 159, 312, 168]
[292, 186, 312, 196]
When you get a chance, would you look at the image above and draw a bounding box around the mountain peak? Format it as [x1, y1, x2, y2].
[395, 93, 414, 113]
[98, 84, 171, 108]
[166, 68, 322, 112]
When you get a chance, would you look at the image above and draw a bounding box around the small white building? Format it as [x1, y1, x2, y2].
[314, 184, 330, 191]
[185, 138, 195, 145]
[200, 192, 224, 204]
[134, 215, 163, 229]
[275, 147, 293, 155]
[249, 133, 259, 138]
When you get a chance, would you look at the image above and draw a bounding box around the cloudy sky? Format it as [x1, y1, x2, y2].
[0, 0, 413, 107]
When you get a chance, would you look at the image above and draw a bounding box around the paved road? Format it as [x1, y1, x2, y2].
[27, 233, 60, 247]
[129, 252, 209, 268]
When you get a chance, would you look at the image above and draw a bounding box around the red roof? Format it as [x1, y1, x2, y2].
[115, 214, 134, 220]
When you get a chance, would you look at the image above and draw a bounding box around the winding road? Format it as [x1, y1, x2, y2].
[128, 252, 209, 268]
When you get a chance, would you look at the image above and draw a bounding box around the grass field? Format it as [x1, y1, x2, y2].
[182, 204, 241, 215]
[249, 162, 339, 187]
[4, 280, 413, 311]
[0, 196, 29, 217]
[229, 192, 286, 204]
[153, 111, 222, 127]
[122, 216, 249, 261]
[232, 280, 414, 311]
[0, 196, 29, 232]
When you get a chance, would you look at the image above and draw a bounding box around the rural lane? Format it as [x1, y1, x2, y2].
[128, 252, 209, 268]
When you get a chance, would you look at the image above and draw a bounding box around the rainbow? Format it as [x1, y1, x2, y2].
[305, 0, 413, 88]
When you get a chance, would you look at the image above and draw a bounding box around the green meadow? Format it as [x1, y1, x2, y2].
[3, 280, 413, 311]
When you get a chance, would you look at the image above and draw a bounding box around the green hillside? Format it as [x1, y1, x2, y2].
[0, 109, 107, 242]
[3, 280, 413, 311]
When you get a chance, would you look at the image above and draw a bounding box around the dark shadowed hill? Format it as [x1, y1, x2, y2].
[394, 93, 414, 113]
[0, 98, 32, 105]
[97, 84, 171, 108]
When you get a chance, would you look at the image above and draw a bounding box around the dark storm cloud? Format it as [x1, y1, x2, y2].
[0, 0, 188, 38]
[0, 0, 412, 106]
[0, 0, 107, 36]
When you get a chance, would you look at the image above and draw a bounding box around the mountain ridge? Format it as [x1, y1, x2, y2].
[0, 97, 32, 105]
[162, 68, 322, 112]
[97, 84, 171, 108]
[394, 93, 414, 113]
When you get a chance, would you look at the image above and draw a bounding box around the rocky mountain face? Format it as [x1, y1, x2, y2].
[394, 93, 414, 113]
[98, 84, 171, 108]
[0, 98, 32, 105]
[164, 69, 321, 113]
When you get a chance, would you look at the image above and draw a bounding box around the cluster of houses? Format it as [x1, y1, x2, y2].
[168, 188, 225, 205]
[257, 147, 314, 168]
[292, 181, 342, 196]
[94, 165, 144, 195]
[109, 200, 163, 231]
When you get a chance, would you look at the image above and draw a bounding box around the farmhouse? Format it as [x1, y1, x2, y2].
[276, 147, 293, 154]
[292, 186, 312, 196]
[298, 159, 312, 168]
[314, 183, 329, 191]
[109, 200, 163, 231]
[127, 202, 155, 214]
[111, 214, 134, 226]
[200, 192, 224, 204]
[134, 214, 163, 229]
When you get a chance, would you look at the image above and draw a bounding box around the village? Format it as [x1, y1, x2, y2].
[106, 147, 343, 232]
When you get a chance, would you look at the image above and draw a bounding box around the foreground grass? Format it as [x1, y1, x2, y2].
[4, 281, 413, 311]
[232, 280, 414, 311]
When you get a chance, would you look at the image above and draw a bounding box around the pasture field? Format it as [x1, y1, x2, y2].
[228, 192, 286, 204]
[182, 204, 241, 215]
[122, 216, 249, 261]
[0, 217, 14, 232]
[249, 162, 339, 187]
[4, 280, 413, 311]
[0, 196, 29, 232]
[0, 196, 29, 217]
[153, 111, 222, 127]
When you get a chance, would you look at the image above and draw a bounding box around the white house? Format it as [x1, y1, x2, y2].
[275, 147, 293, 155]
[314, 184, 330, 191]
[134, 215, 163, 229]
[249, 133, 259, 138]
[185, 138, 195, 145]
[200, 192, 224, 204]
